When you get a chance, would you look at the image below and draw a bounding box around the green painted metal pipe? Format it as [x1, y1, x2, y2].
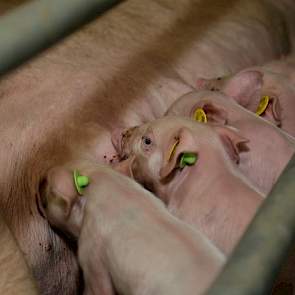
[0, 0, 123, 75]
[206, 154, 295, 295]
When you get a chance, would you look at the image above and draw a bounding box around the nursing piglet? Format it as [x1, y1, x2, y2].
[40, 162, 224, 295]
[195, 58, 295, 137]
[165, 91, 295, 195]
[112, 117, 263, 255]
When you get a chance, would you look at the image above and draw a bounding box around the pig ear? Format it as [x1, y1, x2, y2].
[212, 125, 249, 164]
[40, 167, 79, 219]
[223, 70, 264, 108]
[260, 96, 282, 126]
[160, 128, 197, 179]
[191, 102, 228, 125]
[111, 127, 126, 154]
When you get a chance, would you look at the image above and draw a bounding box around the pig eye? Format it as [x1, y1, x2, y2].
[142, 136, 152, 146]
[141, 135, 154, 153]
[217, 77, 222, 80]
[140, 130, 155, 153]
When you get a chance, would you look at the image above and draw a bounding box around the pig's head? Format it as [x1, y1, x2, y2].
[112, 122, 170, 193]
[196, 70, 282, 126]
[165, 90, 283, 132]
[39, 166, 86, 239]
[112, 117, 248, 201]
[165, 91, 230, 124]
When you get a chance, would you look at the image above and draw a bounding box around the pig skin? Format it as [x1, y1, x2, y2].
[0, 213, 39, 295]
[41, 162, 225, 295]
[0, 0, 295, 293]
[111, 117, 264, 255]
[165, 91, 295, 195]
[195, 55, 295, 137]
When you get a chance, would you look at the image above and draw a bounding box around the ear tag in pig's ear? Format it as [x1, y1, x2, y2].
[73, 170, 90, 195]
[255, 95, 269, 116]
[168, 139, 180, 161]
[179, 153, 198, 168]
[193, 108, 207, 123]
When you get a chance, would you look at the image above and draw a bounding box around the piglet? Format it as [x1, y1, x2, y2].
[165, 91, 295, 195]
[195, 57, 295, 137]
[112, 117, 263, 255]
[40, 161, 224, 295]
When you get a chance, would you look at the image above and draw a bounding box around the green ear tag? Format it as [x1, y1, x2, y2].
[73, 170, 90, 195]
[179, 153, 198, 168]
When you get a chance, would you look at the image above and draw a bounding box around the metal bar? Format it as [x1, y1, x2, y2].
[206, 154, 295, 295]
[0, 0, 122, 75]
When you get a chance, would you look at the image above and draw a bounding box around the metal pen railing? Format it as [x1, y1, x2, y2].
[207, 154, 295, 295]
[0, 0, 122, 75]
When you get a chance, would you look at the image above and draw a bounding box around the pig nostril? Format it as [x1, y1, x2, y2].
[142, 136, 152, 145]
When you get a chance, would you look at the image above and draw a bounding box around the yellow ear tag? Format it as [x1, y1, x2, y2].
[255, 95, 270, 116]
[193, 108, 207, 123]
[168, 140, 179, 161]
